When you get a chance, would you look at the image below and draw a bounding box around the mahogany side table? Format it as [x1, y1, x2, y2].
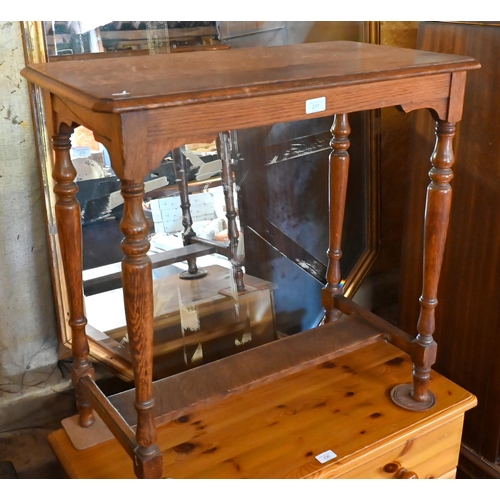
[21, 41, 480, 478]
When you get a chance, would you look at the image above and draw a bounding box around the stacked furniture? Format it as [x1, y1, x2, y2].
[22, 40, 479, 478]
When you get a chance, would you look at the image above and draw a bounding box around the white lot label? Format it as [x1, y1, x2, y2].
[306, 97, 326, 114]
[315, 450, 337, 464]
[71, 146, 91, 159]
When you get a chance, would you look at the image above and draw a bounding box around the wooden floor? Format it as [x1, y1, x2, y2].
[48, 340, 476, 479]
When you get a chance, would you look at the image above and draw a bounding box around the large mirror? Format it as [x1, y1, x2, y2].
[22, 21, 380, 380]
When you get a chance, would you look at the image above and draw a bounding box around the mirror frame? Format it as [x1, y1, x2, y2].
[21, 20, 381, 377]
[21, 21, 72, 352]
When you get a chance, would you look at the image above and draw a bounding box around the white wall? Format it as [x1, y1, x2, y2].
[0, 21, 68, 431]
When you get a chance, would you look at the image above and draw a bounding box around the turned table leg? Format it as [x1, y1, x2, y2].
[391, 119, 456, 411]
[322, 114, 351, 323]
[52, 123, 95, 428]
[218, 131, 245, 292]
[120, 180, 163, 478]
[173, 147, 207, 280]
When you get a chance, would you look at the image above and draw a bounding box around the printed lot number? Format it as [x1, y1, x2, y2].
[315, 450, 337, 464]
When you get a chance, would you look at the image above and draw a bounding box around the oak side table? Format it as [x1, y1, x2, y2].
[22, 41, 480, 478]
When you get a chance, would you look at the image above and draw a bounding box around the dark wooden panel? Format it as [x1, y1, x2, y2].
[399, 22, 500, 465]
[369, 22, 418, 275]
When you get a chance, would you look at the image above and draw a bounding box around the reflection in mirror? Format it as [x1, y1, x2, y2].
[43, 21, 223, 59]
[66, 124, 249, 381]
[28, 21, 380, 381]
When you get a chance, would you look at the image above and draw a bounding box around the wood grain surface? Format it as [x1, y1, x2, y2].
[21, 41, 478, 112]
[48, 340, 475, 479]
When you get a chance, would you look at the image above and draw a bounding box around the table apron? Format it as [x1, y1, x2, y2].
[143, 72, 452, 168]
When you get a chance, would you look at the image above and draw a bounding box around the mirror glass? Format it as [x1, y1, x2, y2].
[29, 21, 379, 380]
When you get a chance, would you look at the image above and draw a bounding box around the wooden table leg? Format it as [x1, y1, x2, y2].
[391, 119, 456, 411]
[52, 123, 95, 428]
[120, 179, 163, 478]
[172, 147, 207, 279]
[218, 131, 245, 292]
[322, 113, 350, 323]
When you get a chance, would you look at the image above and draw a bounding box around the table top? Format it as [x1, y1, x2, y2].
[21, 41, 480, 113]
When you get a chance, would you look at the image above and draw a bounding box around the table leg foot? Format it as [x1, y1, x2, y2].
[133, 444, 163, 479]
[390, 383, 437, 411]
[179, 268, 208, 280]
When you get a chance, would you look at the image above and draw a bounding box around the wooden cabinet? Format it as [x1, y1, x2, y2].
[47, 340, 475, 478]
[399, 22, 500, 478]
[333, 417, 465, 480]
